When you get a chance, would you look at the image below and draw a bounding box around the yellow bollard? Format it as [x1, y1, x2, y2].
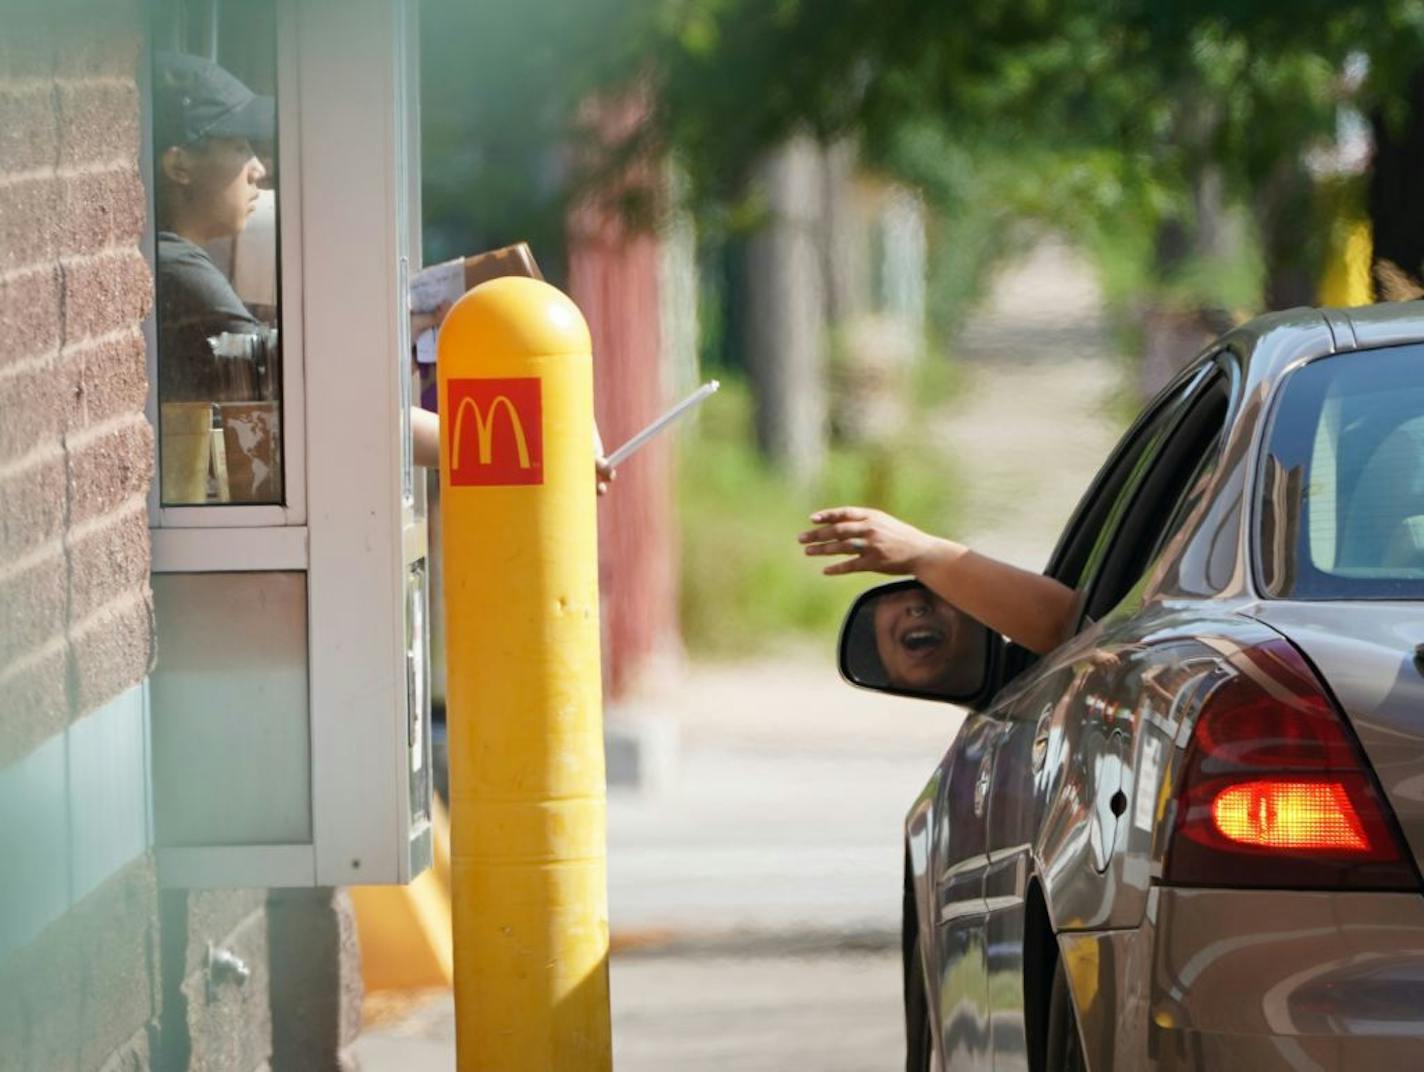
[1319, 219, 1373, 307]
[437, 276, 612, 1071]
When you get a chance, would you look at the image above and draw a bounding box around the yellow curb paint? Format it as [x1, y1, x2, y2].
[351, 794, 455, 992]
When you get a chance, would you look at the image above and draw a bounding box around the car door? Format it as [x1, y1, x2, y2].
[929, 709, 1002, 1069]
[975, 357, 1237, 1070]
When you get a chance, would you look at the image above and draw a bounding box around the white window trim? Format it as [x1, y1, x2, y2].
[157, 844, 316, 889]
[146, 2, 309, 552]
[144, 0, 430, 890]
[150, 526, 309, 572]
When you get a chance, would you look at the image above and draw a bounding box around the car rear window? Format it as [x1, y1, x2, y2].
[1258, 343, 1424, 599]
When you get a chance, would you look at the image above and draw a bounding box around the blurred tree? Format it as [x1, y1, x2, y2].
[624, 0, 1424, 304]
[419, 0, 1424, 396]
[418, 0, 647, 271]
[422, 0, 1424, 276]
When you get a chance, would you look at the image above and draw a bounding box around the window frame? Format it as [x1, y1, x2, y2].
[143, 0, 310, 572]
[142, 0, 432, 890]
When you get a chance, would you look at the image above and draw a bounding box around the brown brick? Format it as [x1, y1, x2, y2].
[69, 588, 152, 716]
[57, 80, 139, 169]
[68, 503, 148, 621]
[0, 265, 61, 367]
[62, 247, 152, 344]
[69, 858, 161, 1072]
[66, 413, 153, 526]
[95, 1023, 153, 1072]
[0, 543, 66, 666]
[0, 639, 68, 769]
[62, 327, 149, 432]
[57, 164, 147, 259]
[180, 902, 273, 1072]
[0, 85, 58, 174]
[0, 356, 66, 464]
[184, 891, 269, 976]
[269, 888, 365, 1069]
[0, 856, 159, 1072]
[0, 173, 60, 273]
[0, 13, 56, 80]
[0, 448, 66, 562]
[52, 6, 142, 82]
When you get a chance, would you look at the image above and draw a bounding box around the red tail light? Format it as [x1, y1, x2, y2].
[1211, 779, 1368, 852]
[1163, 639, 1416, 890]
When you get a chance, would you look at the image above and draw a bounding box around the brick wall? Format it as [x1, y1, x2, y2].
[0, 6, 162, 1069]
[0, 2, 154, 760]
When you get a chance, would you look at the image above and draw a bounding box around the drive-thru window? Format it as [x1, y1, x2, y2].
[144, 0, 431, 888]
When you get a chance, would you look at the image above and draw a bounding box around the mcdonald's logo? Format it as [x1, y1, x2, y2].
[447, 377, 544, 486]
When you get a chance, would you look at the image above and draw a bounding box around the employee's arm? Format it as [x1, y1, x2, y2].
[412, 406, 439, 470]
[798, 506, 1078, 655]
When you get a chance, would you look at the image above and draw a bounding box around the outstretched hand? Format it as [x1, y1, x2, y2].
[800, 505, 1080, 655]
[797, 506, 942, 576]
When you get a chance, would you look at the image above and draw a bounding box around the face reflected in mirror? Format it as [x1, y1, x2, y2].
[872, 587, 962, 691]
[843, 583, 990, 699]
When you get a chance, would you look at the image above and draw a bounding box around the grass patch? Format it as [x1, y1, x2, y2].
[909, 350, 969, 416]
[678, 377, 959, 657]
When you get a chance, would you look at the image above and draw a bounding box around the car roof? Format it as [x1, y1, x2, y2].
[1224, 300, 1424, 388]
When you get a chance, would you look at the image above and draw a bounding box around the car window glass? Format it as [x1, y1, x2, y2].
[1116, 451, 1220, 613]
[1081, 375, 1230, 622]
[1075, 422, 1174, 591]
[1148, 447, 1218, 567]
[1258, 343, 1424, 598]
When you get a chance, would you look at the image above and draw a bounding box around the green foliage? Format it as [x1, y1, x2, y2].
[678, 378, 959, 656]
[418, 0, 648, 266]
[419, 0, 1424, 316]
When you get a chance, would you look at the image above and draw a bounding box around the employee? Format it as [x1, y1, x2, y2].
[153, 51, 277, 404]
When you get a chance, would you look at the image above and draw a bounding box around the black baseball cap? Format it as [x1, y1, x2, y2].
[153, 52, 274, 150]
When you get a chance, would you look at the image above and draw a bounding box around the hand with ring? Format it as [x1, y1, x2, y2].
[797, 506, 945, 576]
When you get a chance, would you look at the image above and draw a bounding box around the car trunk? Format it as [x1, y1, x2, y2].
[1248, 601, 1424, 878]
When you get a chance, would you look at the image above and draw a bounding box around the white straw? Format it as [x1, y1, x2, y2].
[605, 380, 721, 469]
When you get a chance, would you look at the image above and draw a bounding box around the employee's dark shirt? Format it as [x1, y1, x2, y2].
[156, 231, 266, 401]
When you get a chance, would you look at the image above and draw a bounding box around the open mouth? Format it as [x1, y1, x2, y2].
[900, 627, 944, 654]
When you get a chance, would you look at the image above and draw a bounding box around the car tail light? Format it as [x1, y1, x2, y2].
[1211, 779, 1368, 852]
[1163, 639, 1417, 890]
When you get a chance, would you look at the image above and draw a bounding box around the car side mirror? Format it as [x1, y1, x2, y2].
[838, 580, 997, 704]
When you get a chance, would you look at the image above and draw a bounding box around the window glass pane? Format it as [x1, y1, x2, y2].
[151, 0, 282, 505]
[1259, 344, 1424, 598]
[151, 571, 311, 846]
